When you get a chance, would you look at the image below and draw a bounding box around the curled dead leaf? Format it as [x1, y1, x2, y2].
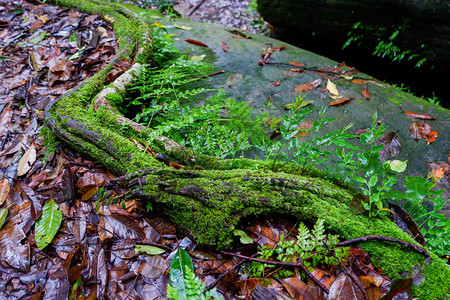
[362, 85, 371, 100]
[293, 78, 322, 92]
[269, 79, 281, 87]
[220, 41, 229, 53]
[425, 131, 438, 144]
[329, 97, 354, 106]
[403, 111, 436, 120]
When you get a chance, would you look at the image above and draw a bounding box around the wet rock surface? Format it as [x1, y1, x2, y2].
[166, 20, 450, 214]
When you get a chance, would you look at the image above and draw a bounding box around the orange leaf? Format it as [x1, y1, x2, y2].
[185, 39, 208, 47]
[293, 78, 322, 92]
[433, 168, 445, 180]
[410, 121, 430, 140]
[403, 111, 436, 120]
[351, 79, 367, 84]
[329, 97, 354, 106]
[289, 61, 304, 67]
[290, 68, 306, 73]
[220, 41, 229, 53]
[362, 85, 371, 100]
[426, 131, 438, 144]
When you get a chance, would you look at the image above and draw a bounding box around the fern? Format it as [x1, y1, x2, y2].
[249, 219, 349, 278]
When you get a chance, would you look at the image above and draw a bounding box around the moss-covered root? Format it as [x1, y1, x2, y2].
[124, 168, 450, 298]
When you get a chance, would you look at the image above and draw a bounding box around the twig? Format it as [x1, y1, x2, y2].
[337, 235, 429, 257]
[199, 70, 225, 79]
[218, 250, 329, 294]
[188, 0, 206, 16]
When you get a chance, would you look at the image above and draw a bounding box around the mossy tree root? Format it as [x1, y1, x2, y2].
[44, 1, 450, 298]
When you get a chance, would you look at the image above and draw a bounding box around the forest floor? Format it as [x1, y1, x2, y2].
[0, 1, 446, 299]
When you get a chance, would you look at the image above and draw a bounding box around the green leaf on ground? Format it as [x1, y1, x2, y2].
[135, 244, 166, 255]
[35, 199, 62, 250]
[169, 247, 194, 298]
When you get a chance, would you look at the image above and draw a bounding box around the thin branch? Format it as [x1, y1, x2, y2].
[337, 235, 429, 257]
[218, 250, 329, 294]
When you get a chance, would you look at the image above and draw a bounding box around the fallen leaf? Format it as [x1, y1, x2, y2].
[174, 24, 192, 30]
[295, 121, 314, 137]
[17, 145, 37, 176]
[220, 41, 229, 53]
[328, 273, 365, 300]
[425, 131, 438, 144]
[289, 61, 304, 67]
[281, 277, 321, 300]
[226, 73, 243, 86]
[293, 78, 322, 92]
[185, 39, 208, 47]
[403, 111, 436, 120]
[362, 85, 371, 100]
[351, 79, 367, 84]
[329, 97, 354, 106]
[0, 178, 11, 206]
[326, 79, 339, 96]
[375, 132, 401, 162]
[81, 186, 98, 201]
[290, 68, 306, 73]
[432, 168, 445, 180]
[269, 79, 281, 87]
[409, 121, 430, 140]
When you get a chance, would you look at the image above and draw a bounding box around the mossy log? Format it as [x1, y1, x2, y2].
[45, 0, 450, 298]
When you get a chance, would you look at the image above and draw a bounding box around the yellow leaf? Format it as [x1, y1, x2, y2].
[326, 79, 339, 96]
[17, 145, 36, 177]
[174, 24, 192, 30]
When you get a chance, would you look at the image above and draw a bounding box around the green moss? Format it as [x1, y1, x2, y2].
[45, 1, 450, 298]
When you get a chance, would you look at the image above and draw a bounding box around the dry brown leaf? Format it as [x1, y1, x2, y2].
[329, 97, 354, 106]
[403, 111, 436, 120]
[295, 121, 314, 137]
[0, 178, 11, 206]
[220, 41, 229, 53]
[269, 79, 281, 87]
[293, 78, 322, 92]
[289, 61, 304, 67]
[17, 145, 37, 177]
[362, 85, 371, 100]
[281, 277, 322, 300]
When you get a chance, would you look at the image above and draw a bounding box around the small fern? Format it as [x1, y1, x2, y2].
[249, 219, 349, 278]
[167, 266, 222, 300]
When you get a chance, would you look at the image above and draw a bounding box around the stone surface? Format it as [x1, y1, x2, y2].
[168, 20, 450, 206]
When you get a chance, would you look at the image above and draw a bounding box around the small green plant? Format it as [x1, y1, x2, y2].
[94, 187, 106, 213]
[40, 125, 59, 164]
[343, 21, 427, 68]
[389, 177, 450, 256]
[260, 103, 354, 173]
[167, 247, 222, 300]
[249, 219, 349, 279]
[152, 89, 268, 159]
[125, 58, 211, 126]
